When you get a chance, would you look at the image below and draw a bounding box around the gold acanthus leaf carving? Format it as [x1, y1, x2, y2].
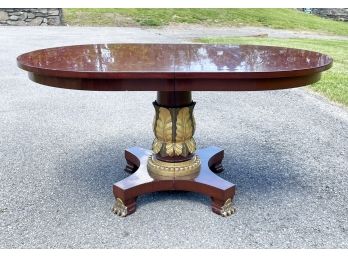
[176, 107, 193, 143]
[153, 106, 196, 157]
[185, 138, 196, 153]
[165, 142, 183, 157]
[155, 107, 172, 142]
[176, 107, 196, 155]
[153, 107, 173, 155]
[152, 138, 162, 154]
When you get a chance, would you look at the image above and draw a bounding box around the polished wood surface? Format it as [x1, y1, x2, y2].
[113, 146, 235, 217]
[156, 91, 192, 107]
[17, 43, 332, 91]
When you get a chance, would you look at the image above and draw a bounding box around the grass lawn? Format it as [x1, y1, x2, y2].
[63, 9, 348, 36]
[198, 37, 348, 106]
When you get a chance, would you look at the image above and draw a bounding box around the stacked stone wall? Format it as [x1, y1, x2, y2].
[299, 8, 348, 22]
[0, 8, 62, 26]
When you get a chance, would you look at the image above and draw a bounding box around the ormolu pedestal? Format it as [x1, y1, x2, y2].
[112, 91, 236, 217]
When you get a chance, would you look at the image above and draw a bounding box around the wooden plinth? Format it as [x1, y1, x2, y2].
[112, 146, 236, 217]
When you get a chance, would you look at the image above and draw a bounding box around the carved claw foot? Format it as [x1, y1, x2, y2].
[112, 197, 137, 217]
[112, 198, 128, 217]
[211, 198, 236, 217]
[112, 198, 127, 217]
[220, 198, 236, 217]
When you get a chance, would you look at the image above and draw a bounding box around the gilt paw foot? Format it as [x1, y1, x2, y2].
[112, 198, 128, 217]
[220, 198, 236, 217]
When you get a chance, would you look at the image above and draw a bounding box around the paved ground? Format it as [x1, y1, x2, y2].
[145, 24, 348, 41]
[0, 26, 347, 248]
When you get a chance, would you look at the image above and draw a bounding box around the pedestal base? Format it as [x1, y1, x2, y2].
[112, 146, 236, 217]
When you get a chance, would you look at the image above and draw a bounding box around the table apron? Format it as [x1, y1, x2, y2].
[28, 72, 321, 91]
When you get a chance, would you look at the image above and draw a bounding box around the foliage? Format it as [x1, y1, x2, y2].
[64, 9, 348, 36]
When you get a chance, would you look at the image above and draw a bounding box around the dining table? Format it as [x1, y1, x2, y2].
[17, 43, 333, 217]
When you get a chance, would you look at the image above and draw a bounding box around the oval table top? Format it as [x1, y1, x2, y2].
[17, 43, 333, 91]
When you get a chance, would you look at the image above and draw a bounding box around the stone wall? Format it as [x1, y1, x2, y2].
[299, 8, 348, 22]
[311, 8, 348, 22]
[0, 8, 63, 26]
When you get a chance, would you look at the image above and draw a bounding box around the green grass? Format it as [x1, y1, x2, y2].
[63, 9, 348, 36]
[198, 37, 348, 106]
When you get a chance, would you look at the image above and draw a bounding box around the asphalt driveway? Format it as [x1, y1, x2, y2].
[0, 26, 347, 248]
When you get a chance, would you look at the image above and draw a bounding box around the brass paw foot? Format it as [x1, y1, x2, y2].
[112, 198, 128, 217]
[220, 198, 236, 217]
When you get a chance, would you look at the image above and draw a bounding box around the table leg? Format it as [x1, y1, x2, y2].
[112, 91, 236, 217]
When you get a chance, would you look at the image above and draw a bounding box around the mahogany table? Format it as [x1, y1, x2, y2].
[17, 43, 332, 217]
